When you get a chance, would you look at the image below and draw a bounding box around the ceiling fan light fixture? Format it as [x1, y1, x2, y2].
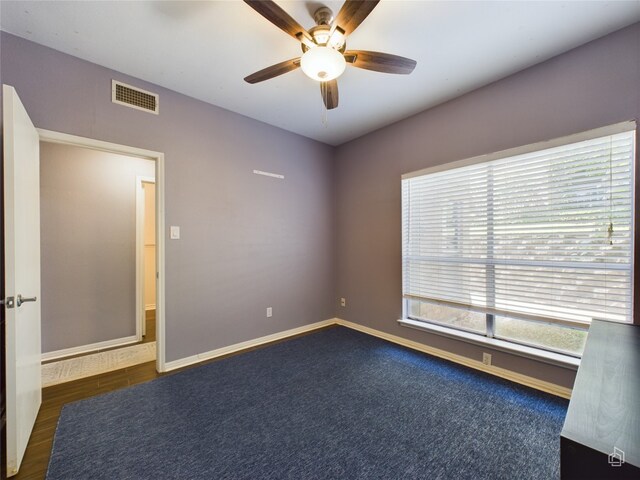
[310, 25, 331, 46]
[300, 46, 346, 81]
[327, 30, 346, 50]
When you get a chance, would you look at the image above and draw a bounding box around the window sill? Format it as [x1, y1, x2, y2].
[398, 318, 581, 370]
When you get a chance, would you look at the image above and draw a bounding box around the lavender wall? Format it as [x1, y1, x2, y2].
[334, 23, 640, 389]
[0, 32, 335, 363]
[2, 23, 638, 387]
[40, 143, 155, 353]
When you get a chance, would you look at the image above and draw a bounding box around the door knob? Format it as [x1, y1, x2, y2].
[16, 294, 37, 307]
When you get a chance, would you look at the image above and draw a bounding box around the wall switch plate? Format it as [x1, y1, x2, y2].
[170, 226, 180, 239]
[266, 307, 272, 318]
[340, 298, 346, 307]
[482, 353, 492, 366]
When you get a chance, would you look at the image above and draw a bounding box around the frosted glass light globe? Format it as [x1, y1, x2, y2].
[300, 47, 346, 82]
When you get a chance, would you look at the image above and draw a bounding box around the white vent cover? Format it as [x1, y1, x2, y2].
[112, 80, 159, 114]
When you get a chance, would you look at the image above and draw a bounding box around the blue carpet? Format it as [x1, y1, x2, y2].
[47, 327, 567, 479]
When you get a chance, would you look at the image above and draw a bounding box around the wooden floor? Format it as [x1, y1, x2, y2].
[143, 310, 156, 344]
[14, 321, 332, 479]
[15, 361, 160, 480]
[15, 310, 158, 480]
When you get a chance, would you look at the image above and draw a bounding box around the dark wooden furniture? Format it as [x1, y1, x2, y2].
[561, 320, 640, 479]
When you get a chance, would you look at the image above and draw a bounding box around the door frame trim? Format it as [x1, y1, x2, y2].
[136, 176, 155, 341]
[37, 129, 168, 372]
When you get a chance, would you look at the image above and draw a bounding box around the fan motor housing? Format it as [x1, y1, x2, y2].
[313, 6, 333, 25]
[302, 25, 347, 53]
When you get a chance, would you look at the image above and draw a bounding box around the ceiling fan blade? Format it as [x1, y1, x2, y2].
[244, 0, 311, 42]
[344, 50, 417, 74]
[332, 0, 380, 36]
[321, 80, 339, 110]
[244, 58, 301, 84]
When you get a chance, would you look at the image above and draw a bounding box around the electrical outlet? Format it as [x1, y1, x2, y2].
[340, 298, 346, 307]
[266, 307, 272, 318]
[482, 352, 492, 366]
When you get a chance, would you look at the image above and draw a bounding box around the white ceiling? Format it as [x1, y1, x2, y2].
[1, 1, 639, 146]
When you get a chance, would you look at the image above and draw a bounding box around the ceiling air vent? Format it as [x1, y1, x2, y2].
[111, 80, 159, 114]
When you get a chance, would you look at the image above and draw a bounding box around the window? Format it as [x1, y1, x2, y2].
[402, 124, 635, 358]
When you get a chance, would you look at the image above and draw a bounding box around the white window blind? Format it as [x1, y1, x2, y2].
[402, 128, 635, 328]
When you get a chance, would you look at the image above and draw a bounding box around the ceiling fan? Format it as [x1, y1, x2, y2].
[243, 0, 417, 110]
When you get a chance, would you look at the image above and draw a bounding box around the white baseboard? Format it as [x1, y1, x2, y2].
[42, 335, 139, 362]
[334, 318, 572, 399]
[161, 316, 571, 399]
[145, 304, 156, 311]
[163, 318, 337, 372]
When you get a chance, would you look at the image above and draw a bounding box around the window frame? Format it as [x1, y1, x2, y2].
[405, 299, 588, 358]
[400, 121, 637, 363]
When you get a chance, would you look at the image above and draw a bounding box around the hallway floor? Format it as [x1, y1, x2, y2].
[41, 310, 157, 387]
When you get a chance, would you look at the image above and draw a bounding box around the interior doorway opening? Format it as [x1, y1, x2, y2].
[37, 130, 166, 381]
[138, 178, 157, 344]
[38, 142, 158, 386]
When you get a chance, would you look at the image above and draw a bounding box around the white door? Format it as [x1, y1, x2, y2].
[3, 84, 42, 476]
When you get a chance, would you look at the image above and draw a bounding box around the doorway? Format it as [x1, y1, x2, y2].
[37, 130, 166, 374]
[38, 140, 161, 386]
[137, 177, 156, 344]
